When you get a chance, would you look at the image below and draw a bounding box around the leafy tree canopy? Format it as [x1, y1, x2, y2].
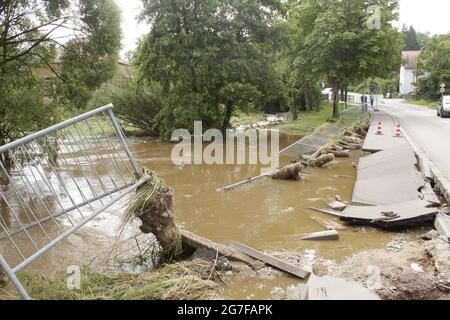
[285, 0, 402, 116]
[0, 0, 122, 166]
[135, 0, 284, 138]
[417, 34, 450, 100]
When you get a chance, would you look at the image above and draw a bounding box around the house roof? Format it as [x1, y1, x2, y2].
[402, 51, 421, 69]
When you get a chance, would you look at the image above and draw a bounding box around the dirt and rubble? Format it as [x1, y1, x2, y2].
[213, 226, 449, 300]
[331, 232, 449, 300]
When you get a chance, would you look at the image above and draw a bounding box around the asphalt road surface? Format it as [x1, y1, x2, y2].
[379, 99, 450, 182]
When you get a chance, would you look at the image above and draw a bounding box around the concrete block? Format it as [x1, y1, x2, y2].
[298, 230, 339, 241]
[435, 214, 450, 242]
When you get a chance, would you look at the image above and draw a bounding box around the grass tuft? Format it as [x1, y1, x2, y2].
[18, 260, 222, 300]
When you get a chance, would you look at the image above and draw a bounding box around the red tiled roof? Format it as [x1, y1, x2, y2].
[402, 51, 421, 69]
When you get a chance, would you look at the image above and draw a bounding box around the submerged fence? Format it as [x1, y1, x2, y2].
[0, 104, 148, 299]
[280, 103, 368, 158]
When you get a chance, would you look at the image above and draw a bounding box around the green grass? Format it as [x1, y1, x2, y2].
[16, 260, 221, 300]
[404, 99, 438, 109]
[275, 102, 335, 136]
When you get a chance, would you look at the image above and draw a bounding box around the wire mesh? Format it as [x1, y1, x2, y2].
[0, 104, 148, 299]
[280, 103, 368, 158]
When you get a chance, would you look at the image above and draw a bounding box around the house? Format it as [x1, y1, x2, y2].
[35, 46, 64, 80]
[399, 51, 421, 96]
[35, 47, 133, 102]
[36, 47, 133, 80]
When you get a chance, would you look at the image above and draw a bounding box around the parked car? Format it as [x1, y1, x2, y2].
[437, 95, 450, 118]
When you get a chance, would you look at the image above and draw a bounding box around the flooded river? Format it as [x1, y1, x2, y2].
[1, 133, 394, 299]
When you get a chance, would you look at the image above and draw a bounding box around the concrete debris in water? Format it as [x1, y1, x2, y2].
[229, 241, 310, 279]
[327, 201, 347, 212]
[341, 200, 438, 229]
[298, 230, 339, 241]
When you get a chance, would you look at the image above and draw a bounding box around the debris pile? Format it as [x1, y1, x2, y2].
[271, 163, 304, 181]
[273, 120, 368, 180]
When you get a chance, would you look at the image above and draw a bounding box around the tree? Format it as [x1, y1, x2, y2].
[417, 34, 450, 100]
[88, 68, 163, 136]
[279, 2, 323, 119]
[402, 25, 421, 51]
[0, 0, 122, 168]
[135, 0, 283, 138]
[287, 0, 402, 117]
[57, 0, 122, 109]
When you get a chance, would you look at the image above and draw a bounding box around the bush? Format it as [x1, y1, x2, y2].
[88, 71, 163, 136]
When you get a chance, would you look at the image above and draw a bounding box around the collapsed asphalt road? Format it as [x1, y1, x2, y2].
[380, 99, 450, 202]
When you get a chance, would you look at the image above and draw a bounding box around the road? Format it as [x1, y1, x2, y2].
[378, 99, 450, 198]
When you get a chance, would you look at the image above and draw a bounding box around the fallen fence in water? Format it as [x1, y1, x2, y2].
[0, 104, 148, 299]
[280, 103, 368, 158]
[218, 103, 369, 192]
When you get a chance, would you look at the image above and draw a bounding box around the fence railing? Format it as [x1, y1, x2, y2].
[280, 103, 368, 158]
[0, 104, 148, 299]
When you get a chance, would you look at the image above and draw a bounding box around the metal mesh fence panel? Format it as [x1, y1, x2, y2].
[0, 104, 149, 299]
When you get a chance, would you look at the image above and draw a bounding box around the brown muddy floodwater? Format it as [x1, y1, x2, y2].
[1, 133, 394, 299]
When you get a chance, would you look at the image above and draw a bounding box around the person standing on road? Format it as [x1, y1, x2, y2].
[370, 94, 375, 107]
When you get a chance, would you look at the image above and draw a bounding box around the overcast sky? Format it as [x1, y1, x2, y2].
[116, 0, 450, 58]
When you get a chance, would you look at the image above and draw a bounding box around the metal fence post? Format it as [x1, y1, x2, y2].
[106, 108, 142, 177]
[0, 255, 30, 300]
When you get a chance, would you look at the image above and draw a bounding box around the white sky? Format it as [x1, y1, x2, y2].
[116, 0, 450, 58]
[115, 0, 149, 57]
[395, 0, 450, 35]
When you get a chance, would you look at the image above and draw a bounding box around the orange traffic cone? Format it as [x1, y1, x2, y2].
[394, 124, 402, 138]
[375, 122, 383, 135]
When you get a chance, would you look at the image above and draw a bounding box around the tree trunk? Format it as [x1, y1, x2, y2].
[136, 186, 179, 252]
[290, 90, 298, 120]
[304, 86, 312, 112]
[272, 163, 304, 181]
[313, 154, 335, 168]
[222, 100, 234, 133]
[332, 85, 339, 118]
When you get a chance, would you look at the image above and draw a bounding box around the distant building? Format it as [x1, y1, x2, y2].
[35, 47, 133, 102]
[399, 50, 421, 96]
[35, 47, 64, 80]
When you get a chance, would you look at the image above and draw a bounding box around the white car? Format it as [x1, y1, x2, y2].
[437, 95, 450, 118]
